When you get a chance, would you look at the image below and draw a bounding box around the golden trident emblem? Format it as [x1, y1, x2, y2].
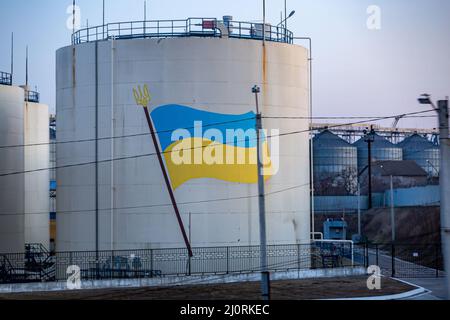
[133, 84, 152, 108]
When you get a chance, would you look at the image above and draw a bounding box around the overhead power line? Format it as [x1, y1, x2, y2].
[0, 182, 310, 216]
[0, 109, 436, 178]
[0, 112, 437, 150]
[0, 116, 256, 150]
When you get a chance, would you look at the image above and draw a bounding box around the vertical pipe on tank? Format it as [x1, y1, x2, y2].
[95, 41, 99, 257]
[307, 41, 314, 238]
[110, 37, 115, 251]
[294, 37, 314, 239]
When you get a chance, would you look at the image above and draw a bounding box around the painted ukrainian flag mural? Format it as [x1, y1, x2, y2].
[133, 85, 275, 190]
[151, 105, 274, 190]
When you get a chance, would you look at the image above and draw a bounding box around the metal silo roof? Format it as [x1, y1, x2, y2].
[313, 130, 353, 148]
[398, 133, 438, 150]
[353, 133, 397, 148]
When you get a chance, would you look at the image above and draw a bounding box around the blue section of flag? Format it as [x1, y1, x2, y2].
[150, 105, 257, 151]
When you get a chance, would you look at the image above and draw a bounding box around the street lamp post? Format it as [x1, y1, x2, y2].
[419, 94, 450, 299]
[277, 10, 295, 41]
[252, 85, 270, 301]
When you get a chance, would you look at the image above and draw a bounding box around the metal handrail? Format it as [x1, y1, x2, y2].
[0, 71, 12, 86]
[72, 18, 294, 45]
[25, 90, 40, 103]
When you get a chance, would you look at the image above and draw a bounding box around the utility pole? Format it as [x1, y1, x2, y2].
[357, 182, 361, 237]
[364, 127, 375, 209]
[252, 85, 270, 301]
[438, 98, 450, 299]
[390, 175, 395, 243]
[418, 94, 450, 299]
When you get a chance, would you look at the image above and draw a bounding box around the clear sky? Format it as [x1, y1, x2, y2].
[0, 0, 449, 129]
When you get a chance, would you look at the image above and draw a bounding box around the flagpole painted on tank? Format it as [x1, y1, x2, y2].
[134, 86, 193, 257]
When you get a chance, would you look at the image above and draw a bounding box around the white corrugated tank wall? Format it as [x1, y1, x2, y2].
[24, 101, 50, 249]
[0, 85, 25, 253]
[56, 37, 310, 252]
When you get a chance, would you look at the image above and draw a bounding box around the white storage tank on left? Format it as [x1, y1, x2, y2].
[24, 99, 50, 250]
[0, 84, 25, 254]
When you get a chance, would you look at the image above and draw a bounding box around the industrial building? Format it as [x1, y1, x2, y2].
[56, 17, 311, 252]
[0, 71, 50, 254]
[360, 160, 428, 194]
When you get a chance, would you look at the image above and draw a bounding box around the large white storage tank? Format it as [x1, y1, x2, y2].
[0, 78, 25, 254]
[24, 92, 50, 249]
[56, 18, 310, 251]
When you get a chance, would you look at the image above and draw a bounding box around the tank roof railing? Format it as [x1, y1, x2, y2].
[25, 90, 40, 103]
[0, 71, 12, 86]
[72, 18, 294, 45]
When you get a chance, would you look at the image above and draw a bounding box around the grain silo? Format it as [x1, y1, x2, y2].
[0, 72, 25, 254]
[398, 133, 440, 177]
[354, 132, 403, 172]
[56, 17, 311, 252]
[313, 130, 358, 195]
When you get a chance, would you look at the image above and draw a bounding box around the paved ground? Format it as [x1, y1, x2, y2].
[365, 248, 443, 278]
[363, 247, 447, 300]
[0, 276, 414, 300]
[400, 278, 447, 300]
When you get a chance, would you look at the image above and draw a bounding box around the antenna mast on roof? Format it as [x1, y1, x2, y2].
[72, 0, 75, 34]
[25, 45, 28, 88]
[144, 1, 147, 35]
[10, 33, 14, 84]
[102, 0, 105, 38]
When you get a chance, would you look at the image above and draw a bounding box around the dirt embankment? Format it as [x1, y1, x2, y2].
[315, 206, 441, 244]
[362, 206, 440, 244]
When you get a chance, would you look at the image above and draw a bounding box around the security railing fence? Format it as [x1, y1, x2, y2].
[0, 71, 12, 86]
[0, 242, 358, 284]
[364, 243, 444, 278]
[72, 18, 294, 45]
